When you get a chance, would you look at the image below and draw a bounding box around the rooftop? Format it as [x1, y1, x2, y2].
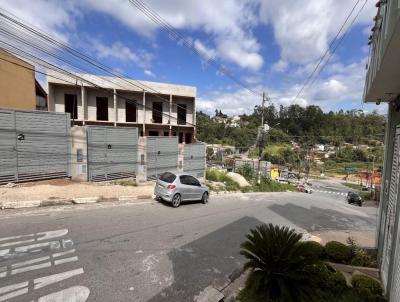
[46, 70, 197, 98]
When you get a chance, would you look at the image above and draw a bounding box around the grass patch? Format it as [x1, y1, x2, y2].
[111, 179, 137, 186]
[341, 182, 362, 190]
[206, 169, 240, 191]
[252, 177, 296, 192]
[264, 143, 291, 155]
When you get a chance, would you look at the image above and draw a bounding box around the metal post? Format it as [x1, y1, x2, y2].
[258, 92, 266, 184]
[113, 88, 117, 126]
[142, 90, 146, 136]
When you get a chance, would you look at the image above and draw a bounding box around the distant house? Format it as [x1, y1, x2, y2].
[314, 144, 325, 151]
[47, 70, 196, 143]
[0, 49, 47, 111]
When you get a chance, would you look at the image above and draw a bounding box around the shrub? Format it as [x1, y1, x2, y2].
[327, 271, 348, 292]
[351, 275, 382, 297]
[325, 241, 352, 263]
[235, 163, 254, 181]
[303, 241, 325, 259]
[240, 224, 320, 302]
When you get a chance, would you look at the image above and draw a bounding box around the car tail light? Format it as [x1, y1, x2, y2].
[167, 184, 176, 190]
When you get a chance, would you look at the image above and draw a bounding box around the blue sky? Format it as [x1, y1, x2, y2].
[0, 0, 384, 115]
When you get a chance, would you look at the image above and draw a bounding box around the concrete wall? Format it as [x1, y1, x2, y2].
[117, 91, 143, 123]
[50, 84, 83, 119]
[0, 50, 36, 110]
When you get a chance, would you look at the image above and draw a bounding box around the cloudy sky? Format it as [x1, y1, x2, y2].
[0, 0, 382, 115]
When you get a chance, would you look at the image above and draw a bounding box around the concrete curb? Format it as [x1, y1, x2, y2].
[72, 197, 99, 204]
[0, 191, 284, 210]
[0, 194, 156, 210]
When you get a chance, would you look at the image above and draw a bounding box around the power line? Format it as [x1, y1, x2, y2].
[0, 9, 195, 122]
[127, 0, 264, 98]
[0, 45, 195, 128]
[291, 0, 368, 103]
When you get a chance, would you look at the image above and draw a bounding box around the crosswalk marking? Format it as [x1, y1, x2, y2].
[0, 229, 89, 301]
[313, 189, 347, 196]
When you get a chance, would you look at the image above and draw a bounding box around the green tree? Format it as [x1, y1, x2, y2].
[240, 224, 320, 302]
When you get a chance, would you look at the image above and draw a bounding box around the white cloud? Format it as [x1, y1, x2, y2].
[78, 0, 264, 71]
[194, 39, 216, 60]
[198, 57, 369, 115]
[272, 59, 289, 72]
[0, 0, 79, 43]
[90, 40, 153, 68]
[259, 0, 376, 65]
[144, 69, 155, 77]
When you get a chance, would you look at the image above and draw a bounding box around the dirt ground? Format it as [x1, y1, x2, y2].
[0, 178, 154, 202]
[314, 230, 376, 247]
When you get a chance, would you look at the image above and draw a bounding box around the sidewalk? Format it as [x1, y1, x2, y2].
[0, 179, 154, 208]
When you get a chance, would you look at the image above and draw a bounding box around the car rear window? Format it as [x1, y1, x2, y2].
[159, 172, 176, 183]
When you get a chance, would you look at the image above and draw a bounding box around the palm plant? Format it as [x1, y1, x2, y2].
[240, 223, 320, 302]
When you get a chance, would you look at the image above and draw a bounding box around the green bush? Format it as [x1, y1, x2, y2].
[303, 241, 325, 259]
[206, 169, 239, 191]
[327, 271, 348, 292]
[351, 275, 382, 297]
[325, 241, 352, 263]
[235, 163, 254, 181]
[240, 224, 320, 301]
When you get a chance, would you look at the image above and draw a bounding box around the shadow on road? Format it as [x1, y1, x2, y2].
[147, 216, 262, 302]
[268, 203, 376, 232]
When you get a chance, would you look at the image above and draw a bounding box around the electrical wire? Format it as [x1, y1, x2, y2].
[291, 0, 368, 103]
[0, 9, 196, 121]
[127, 0, 264, 98]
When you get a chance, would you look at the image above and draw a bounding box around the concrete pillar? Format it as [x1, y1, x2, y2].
[114, 89, 117, 126]
[142, 90, 146, 135]
[169, 94, 172, 136]
[70, 126, 88, 181]
[136, 137, 147, 183]
[193, 98, 196, 140]
[81, 85, 85, 125]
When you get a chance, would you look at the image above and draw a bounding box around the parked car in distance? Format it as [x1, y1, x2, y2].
[346, 192, 362, 207]
[298, 184, 313, 194]
[154, 172, 209, 208]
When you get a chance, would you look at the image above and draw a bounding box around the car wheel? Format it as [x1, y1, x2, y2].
[172, 194, 181, 208]
[358, 202, 362, 207]
[201, 192, 209, 204]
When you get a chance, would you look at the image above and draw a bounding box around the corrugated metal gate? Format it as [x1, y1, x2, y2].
[382, 126, 400, 288]
[146, 137, 178, 180]
[87, 127, 138, 181]
[389, 127, 400, 301]
[0, 109, 70, 184]
[183, 143, 206, 178]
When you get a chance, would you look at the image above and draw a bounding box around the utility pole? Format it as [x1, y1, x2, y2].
[258, 92, 267, 184]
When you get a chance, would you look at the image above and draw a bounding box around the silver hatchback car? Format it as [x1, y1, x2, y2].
[154, 172, 209, 207]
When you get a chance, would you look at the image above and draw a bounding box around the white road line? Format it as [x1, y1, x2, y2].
[0, 249, 78, 278]
[0, 288, 28, 302]
[53, 249, 75, 258]
[37, 286, 90, 302]
[11, 256, 50, 268]
[37, 229, 69, 241]
[0, 230, 68, 248]
[0, 239, 35, 248]
[12, 262, 52, 275]
[54, 256, 79, 266]
[34, 268, 84, 290]
[0, 234, 34, 242]
[0, 281, 28, 295]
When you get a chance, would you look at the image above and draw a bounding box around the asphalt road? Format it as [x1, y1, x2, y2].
[0, 191, 377, 302]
